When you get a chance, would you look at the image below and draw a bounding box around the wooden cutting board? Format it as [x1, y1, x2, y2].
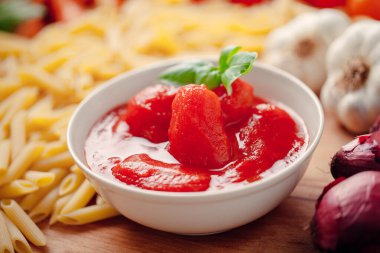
[34, 114, 352, 253]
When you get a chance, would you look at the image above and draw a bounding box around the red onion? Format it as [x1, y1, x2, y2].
[311, 171, 380, 252]
[370, 115, 380, 133]
[330, 131, 380, 178]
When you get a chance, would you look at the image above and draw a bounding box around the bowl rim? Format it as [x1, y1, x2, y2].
[67, 58, 324, 200]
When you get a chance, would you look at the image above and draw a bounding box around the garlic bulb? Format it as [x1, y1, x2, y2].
[263, 9, 350, 92]
[321, 20, 380, 134]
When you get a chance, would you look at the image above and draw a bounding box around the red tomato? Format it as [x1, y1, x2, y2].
[46, 0, 85, 22]
[229, 0, 264, 6]
[347, 0, 380, 20]
[303, 0, 346, 8]
[15, 18, 44, 38]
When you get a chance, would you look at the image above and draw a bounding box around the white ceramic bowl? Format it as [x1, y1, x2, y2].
[67, 60, 324, 235]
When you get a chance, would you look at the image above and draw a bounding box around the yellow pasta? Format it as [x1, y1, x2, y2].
[10, 111, 26, 160]
[40, 141, 67, 159]
[3, 213, 32, 253]
[0, 88, 38, 139]
[70, 164, 82, 174]
[49, 193, 73, 225]
[32, 151, 74, 171]
[0, 143, 44, 186]
[23, 171, 56, 187]
[58, 203, 119, 225]
[29, 187, 60, 223]
[18, 67, 69, 98]
[60, 180, 96, 215]
[0, 140, 10, 175]
[0, 88, 32, 121]
[59, 171, 85, 196]
[0, 200, 46, 247]
[0, 180, 38, 199]
[0, 211, 13, 253]
[95, 195, 105, 205]
[20, 168, 66, 211]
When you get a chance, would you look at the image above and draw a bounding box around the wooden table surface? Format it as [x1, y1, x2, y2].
[35, 114, 352, 253]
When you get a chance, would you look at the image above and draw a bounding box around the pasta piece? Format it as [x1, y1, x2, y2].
[0, 88, 38, 139]
[0, 140, 10, 175]
[40, 141, 67, 159]
[3, 213, 32, 253]
[58, 203, 119, 225]
[27, 95, 53, 116]
[19, 67, 69, 97]
[70, 164, 82, 174]
[0, 87, 33, 121]
[20, 168, 67, 211]
[96, 195, 105, 205]
[32, 151, 74, 171]
[59, 171, 85, 196]
[0, 211, 13, 253]
[0, 180, 38, 199]
[23, 171, 55, 187]
[49, 193, 73, 225]
[29, 187, 60, 223]
[60, 180, 96, 215]
[10, 111, 26, 160]
[0, 200, 46, 247]
[0, 143, 44, 186]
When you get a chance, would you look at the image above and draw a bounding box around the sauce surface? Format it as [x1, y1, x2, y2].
[85, 96, 308, 192]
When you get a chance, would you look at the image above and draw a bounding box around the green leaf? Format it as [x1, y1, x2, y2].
[194, 65, 221, 89]
[159, 46, 257, 94]
[221, 52, 257, 94]
[219, 45, 241, 73]
[0, 0, 45, 32]
[159, 61, 210, 86]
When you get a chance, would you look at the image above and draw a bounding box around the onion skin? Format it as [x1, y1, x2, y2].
[330, 131, 380, 178]
[370, 116, 380, 133]
[311, 171, 380, 252]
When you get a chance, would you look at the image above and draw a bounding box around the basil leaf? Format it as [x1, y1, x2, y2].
[0, 0, 45, 32]
[159, 61, 210, 86]
[194, 65, 221, 89]
[219, 45, 241, 73]
[221, 52, 257, 94]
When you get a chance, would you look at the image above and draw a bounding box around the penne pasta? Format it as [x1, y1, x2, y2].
[49, 193, 73, 225]
[0, 200, 46, 247]
[23, 170, 56, 187]
[3, 213, 32, 253]
[0, 87, 34, 121]
[0, 211, 14, 253]
[40, 141, 67, 159]
[29, 187, 60, 223]
[70, 164, 82, 174]
[19, 67, 69, 97]
[0, 180, 38, 199]
[0, 142, 44, 186]
[95, 195, 106, 205]
[32, 151, 74, 171]
[60, 180, 96, 215]
[59, 171, 85, 196]
[19, 168, 67, 211]
[10, 111, 27, 160]
[58, 203, 119, 225]
[0, 88, 38, 139]
[0, 140, 10, 175]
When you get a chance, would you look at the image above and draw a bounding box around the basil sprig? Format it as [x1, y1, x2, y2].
[159, 45, 257, 94]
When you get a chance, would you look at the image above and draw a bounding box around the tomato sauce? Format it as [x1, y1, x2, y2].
[85, 94, 307, 192]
